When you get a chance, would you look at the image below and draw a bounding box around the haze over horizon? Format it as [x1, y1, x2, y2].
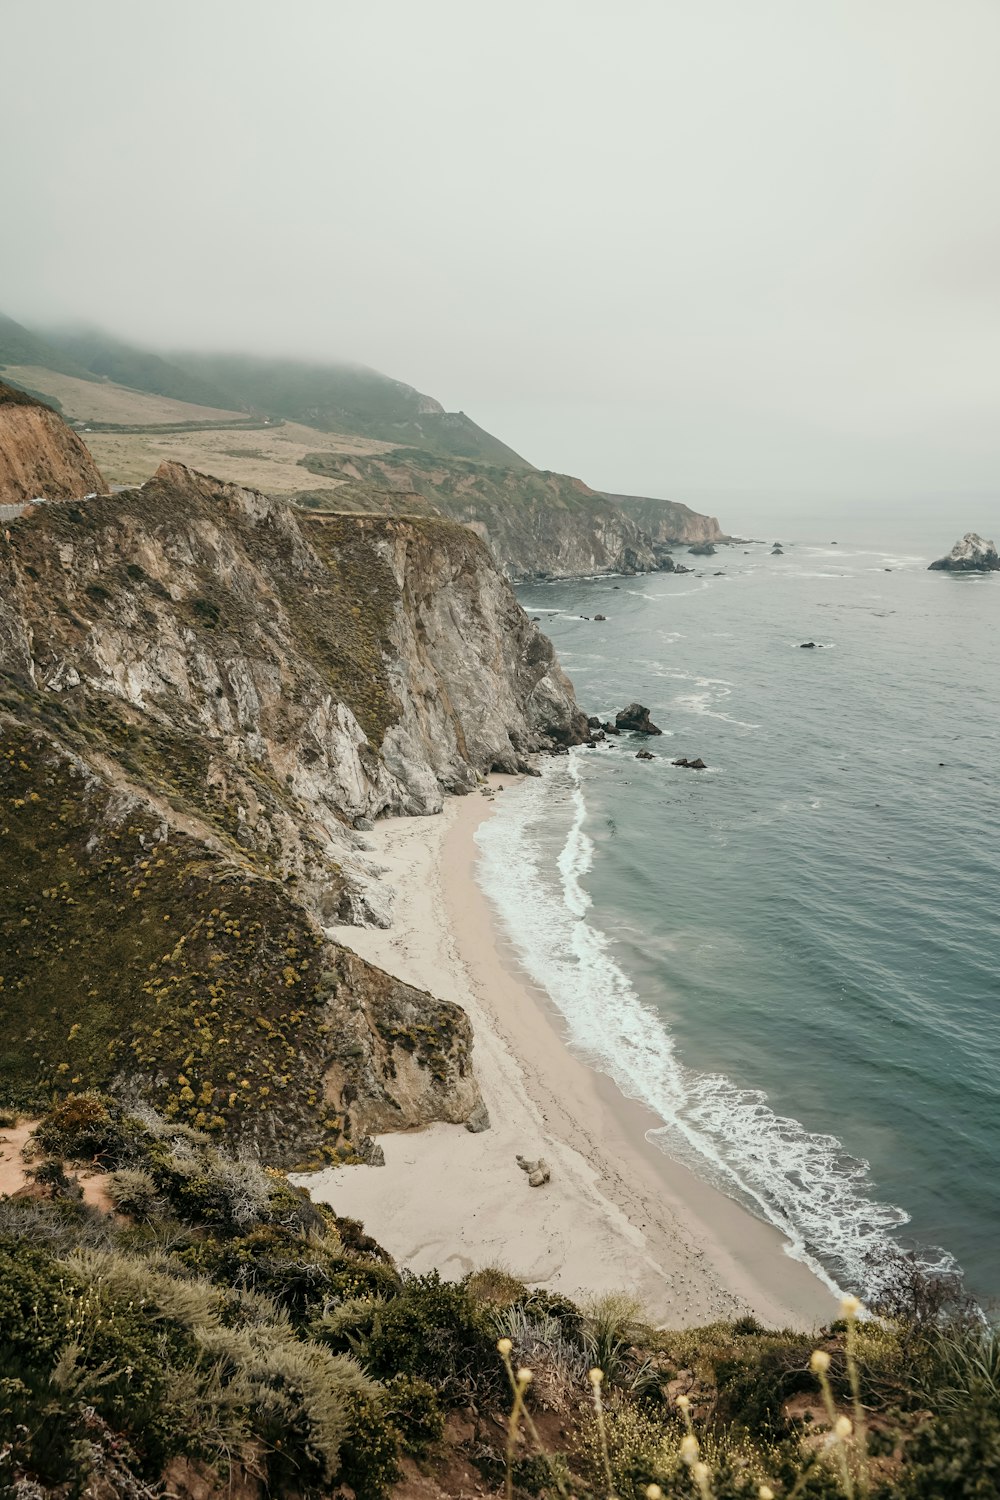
[4, 0, 1000, 538]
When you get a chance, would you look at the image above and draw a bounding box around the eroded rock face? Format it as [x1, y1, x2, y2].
[928, 533, 1000, 571]
[0, 452, 592, 1160]
[0, 382, 105, 504]
[0, 463, 589, 918]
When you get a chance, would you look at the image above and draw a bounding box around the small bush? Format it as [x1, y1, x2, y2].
[382, 1373, 445, 1455]
[898, 1399, 1000, 1497]
[107, 1167, 159, 1220]
[34, 1092, 118, 1161]
[338, 1389, 402, 1500]
[466, 1264, 529, 1308]
[360, 1271, 503, 1404]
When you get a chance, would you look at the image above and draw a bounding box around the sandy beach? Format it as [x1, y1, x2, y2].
[299, 776, 838, 1329]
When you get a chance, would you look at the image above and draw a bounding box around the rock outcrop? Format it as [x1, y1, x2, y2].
[0, 441, 590, 1162]
[616, 702, 663, 735]
[0, 380, 106, 505]
[928, 533, 1000, 572]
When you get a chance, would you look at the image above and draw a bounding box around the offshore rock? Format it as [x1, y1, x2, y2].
[928, 533, 1000, 571]
[616, 702, 663, 735]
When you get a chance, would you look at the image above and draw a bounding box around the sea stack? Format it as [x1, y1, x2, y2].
[928, 533, 1000, 571]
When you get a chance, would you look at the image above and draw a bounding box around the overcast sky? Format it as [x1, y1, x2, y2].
[4, 1, 1000, 533]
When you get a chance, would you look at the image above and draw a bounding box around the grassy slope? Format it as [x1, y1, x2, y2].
[0, 312, 98, 383]
[42, 325, 244, 411]
[171, 350, 532, 466]
[0, 1100, 986, 1500]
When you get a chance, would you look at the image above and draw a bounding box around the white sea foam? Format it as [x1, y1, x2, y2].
[475, 754, 947, 1297]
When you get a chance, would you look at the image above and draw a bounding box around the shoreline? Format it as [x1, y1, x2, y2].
[300, 776, 837, 1329]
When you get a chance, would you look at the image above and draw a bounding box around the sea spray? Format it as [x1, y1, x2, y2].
[476, 752, 948, 1299]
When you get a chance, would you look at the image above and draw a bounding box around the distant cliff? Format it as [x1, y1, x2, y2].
[297, 448, 727, 580]
[0, 379, 105, 504]
[0, 449, 588, 1161]
[604, 491, 725, 549]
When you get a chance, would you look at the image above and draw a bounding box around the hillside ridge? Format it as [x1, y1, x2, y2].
[2, 313, 729, 577]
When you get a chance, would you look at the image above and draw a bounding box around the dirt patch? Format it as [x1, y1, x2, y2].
[0, 1121, 36, 1195]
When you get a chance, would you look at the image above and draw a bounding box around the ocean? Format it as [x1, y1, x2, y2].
[475, 534, 1000, 1303]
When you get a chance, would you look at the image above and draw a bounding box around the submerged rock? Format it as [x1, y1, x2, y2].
[800, 641, 818, 649]
[615, 702, 663, 735]
[928, 533, 1000, 571]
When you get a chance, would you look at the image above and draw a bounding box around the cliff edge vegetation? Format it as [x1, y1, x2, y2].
[0, 1097, 991, 1500]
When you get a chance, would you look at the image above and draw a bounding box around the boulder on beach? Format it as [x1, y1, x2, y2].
[928, 533, 1000, 571]
[516, 1154, 551, 1187]
[615, 702, 663, 735]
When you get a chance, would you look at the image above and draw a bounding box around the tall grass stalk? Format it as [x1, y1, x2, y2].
[842, 1296, 870, 1496]
[588, 1366, 616, 1499]
[496, 1338, 570, 1500]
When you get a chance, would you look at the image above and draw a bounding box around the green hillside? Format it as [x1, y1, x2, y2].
[43, 325, 241, 412]
[0, 313, 97, 384]
[170, 350, 532, 466]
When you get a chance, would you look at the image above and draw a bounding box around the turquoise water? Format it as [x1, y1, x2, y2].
[475, 538, 1000, 1301]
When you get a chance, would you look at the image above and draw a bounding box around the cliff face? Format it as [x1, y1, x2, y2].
[0, 455, 587, 1161]
[0, 380, 106, 504]
[603, 492, 725, 548]
[297, 448, 726, 579]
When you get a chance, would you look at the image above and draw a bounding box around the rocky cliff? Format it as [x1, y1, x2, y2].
[297, 448, 726, 580]
[0, 453, 588, 1162]
[605, 491, 725, 549]
[0, 379, 105, 504]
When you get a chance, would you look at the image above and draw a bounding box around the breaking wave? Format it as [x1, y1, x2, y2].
[475, 753, 954, 1298]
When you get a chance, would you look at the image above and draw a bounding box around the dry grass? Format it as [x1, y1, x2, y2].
[86, 418, 400, 492]
[1, 365, 246, 425]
